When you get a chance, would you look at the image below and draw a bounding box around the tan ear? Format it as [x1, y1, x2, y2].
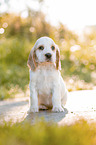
[56, 46, 61, 70]
[27, 48, 37, 71]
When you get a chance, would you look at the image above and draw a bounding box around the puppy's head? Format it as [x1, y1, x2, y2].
[27, 37, 61, 71]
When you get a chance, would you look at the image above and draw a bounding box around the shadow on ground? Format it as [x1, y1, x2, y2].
[24, 108, 68, 124]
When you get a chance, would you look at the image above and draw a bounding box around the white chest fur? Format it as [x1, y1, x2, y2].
[30, 64, 60, 97]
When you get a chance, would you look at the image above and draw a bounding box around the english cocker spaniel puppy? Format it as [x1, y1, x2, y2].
[27, 36, 68, 112]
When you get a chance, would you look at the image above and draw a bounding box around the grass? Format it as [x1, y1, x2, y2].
[0, 120, 96, 145]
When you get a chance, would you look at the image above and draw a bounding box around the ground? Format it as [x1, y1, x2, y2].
[0, 90, 96, 125]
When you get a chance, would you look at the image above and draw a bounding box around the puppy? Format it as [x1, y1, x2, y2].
[27, 36, 68, 112]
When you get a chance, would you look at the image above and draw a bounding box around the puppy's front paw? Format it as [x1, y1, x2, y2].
[52, 106, 64, 112]
[28, 107, 39, 113]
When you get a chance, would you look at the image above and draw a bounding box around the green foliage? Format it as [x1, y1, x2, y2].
[0, 38, 31, 99]
[0, 12, 55, 40]
[0, 120, 96, 145]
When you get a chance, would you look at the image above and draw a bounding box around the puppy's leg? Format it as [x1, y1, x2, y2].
[52, 83, 64, 112]
[60, 77, 68, 109]
[28, 82, 38, 113]
[61, 89, 68, 109]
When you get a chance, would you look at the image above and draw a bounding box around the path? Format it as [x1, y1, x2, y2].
[0, 90, 96, 125]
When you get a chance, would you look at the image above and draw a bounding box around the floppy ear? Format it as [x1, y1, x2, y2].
[27, 47, 37, 71]
[56, 45, 61, 70]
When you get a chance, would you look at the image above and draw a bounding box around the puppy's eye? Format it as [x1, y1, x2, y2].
[38, 46, 44, 50]
[51, 46, 55, 50]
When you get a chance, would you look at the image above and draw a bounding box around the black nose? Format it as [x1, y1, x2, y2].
[45, 53, 52, 58]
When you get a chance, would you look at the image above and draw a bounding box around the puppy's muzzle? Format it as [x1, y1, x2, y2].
[45, 53, 52, 59]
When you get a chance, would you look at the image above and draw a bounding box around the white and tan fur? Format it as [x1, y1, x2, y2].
[27, 36, 68, 112]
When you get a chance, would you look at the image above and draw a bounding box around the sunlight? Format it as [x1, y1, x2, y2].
[0, 28, 4, 34]
[0, 0, 96, 33]
[44, 0, 96, 33]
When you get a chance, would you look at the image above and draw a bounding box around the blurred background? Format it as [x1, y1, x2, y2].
[0, 0, 96, 100]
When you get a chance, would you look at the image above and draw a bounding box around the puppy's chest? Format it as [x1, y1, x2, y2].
[36, 69, 56, 95]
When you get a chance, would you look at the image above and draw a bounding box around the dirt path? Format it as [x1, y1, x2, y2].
[0, 90, 96, 125]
